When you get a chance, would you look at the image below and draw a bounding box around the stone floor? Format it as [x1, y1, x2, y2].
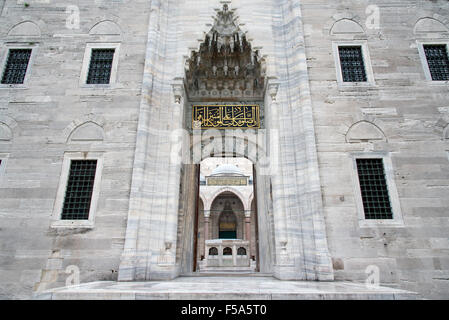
[34, 276, 418, 300]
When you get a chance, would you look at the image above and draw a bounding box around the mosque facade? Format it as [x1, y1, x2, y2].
[0, 0, 448, 299]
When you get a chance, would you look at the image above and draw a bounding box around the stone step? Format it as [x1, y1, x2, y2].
[184, 272, 273, 277]
[34, 277, 419, 300]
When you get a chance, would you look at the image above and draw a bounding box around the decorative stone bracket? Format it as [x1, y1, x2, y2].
[267, 81, 280, 102]
[171, 79, 184, 104]
[157, 241, 175, 266]
[278, 240, 292, 265]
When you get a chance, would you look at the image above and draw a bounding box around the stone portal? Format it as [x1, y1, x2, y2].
[118, 2, 334, 282]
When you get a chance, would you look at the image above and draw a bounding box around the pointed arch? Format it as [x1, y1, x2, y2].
[324, 12, 366, 37]
[68, 121, 105, 143]
[0, 116, 19, 142]
[346, 121, 387, 143]
[414, 17, 449, 34]
[198, 192, 206, 209]
[7, 21, 41, 37]
[62, 114, 106, 143]
[0, 123, 13, 141]
[330, 19, 365, 35]
[89, 20, 122, 36]
[208, 188, 248, 211]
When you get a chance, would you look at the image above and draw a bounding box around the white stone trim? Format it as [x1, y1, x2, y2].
[0, 42, 38, 89]
[51, 152, 104, 229]
[350, 152, 404, 228]
[79, 42, 121, 88]
[416, 40, 449, 85]
[332, 41, 376, 87]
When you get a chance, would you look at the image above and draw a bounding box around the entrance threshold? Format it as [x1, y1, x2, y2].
[182, 272, 273, 277]
[34, 276, 418, 300]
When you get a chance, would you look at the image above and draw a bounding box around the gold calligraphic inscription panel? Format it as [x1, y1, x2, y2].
[193, 105, 260, 129]
[220, 222, 236, 231]
[207, 177, 248, 186]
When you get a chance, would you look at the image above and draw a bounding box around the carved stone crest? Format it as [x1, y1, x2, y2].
[185, 4, 266, 101]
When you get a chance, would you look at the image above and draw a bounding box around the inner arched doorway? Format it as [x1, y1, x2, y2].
[218, 202, 237, 239]
[194, 158, 259, 273]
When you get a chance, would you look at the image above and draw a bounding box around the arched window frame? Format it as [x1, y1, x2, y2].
[208, 247, 218, 256]
[223, 247, 232, 256]
[237, 247, 247, 256]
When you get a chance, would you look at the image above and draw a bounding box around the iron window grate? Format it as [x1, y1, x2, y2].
[86, 49, 115, 84]
[1, 49, 32, 84]
[423, 44, 449, 81]
[61, 160, 97, 220]
[339, 46, 367, 82]
[356, 158, 393, 219]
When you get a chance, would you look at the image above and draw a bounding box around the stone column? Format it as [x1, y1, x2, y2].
[269, 0, 334, 281]
[218, 244, 223, 266]
[118, 0, 177, 281]
[244, 210, 251, 258]
[203, 210, 210, 257]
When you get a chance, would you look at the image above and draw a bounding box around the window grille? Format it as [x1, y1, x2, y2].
[1, 49, 32, 84]
[86, 49, 115, 84]
[223, 247, 232, 256]
[423, 44, 449, 81]
[209, 247, 218, 256]
[338, 46, 367, 82]
[237, 247, 247, 255]
[356, 158, 393, 219]
[61, 160, 98, 220]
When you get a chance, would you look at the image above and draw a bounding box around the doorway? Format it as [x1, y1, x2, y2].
[195, 157, 258, 273]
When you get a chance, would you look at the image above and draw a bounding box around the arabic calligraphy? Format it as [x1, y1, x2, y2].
[206, 177, 248, 186]
[193, 105, 260, 129]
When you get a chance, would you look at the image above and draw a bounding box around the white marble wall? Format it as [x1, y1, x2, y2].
[0, 0, 448, 300]
[0, 0, 150, 298]
[301, 0, 449, 298]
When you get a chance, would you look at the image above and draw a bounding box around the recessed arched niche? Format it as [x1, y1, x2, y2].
[346, 121, 386, 143]
[7, 21, 41, 37]
[89, 20, 122, 36]
[330, 19, 364, 35]
[0, 123, 13, 141]
[68, 122, 104, 142]
[414, 18, 448, 34]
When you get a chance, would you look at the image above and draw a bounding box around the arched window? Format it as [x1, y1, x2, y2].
[223, 247, 232, 255]
[237, 247, 246, 255]
[208, 247, 218, 256]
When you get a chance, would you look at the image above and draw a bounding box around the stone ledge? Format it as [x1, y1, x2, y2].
[33, 276, 418, 300]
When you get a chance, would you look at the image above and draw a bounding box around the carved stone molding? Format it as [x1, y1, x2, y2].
[185, 4, 266, 101]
